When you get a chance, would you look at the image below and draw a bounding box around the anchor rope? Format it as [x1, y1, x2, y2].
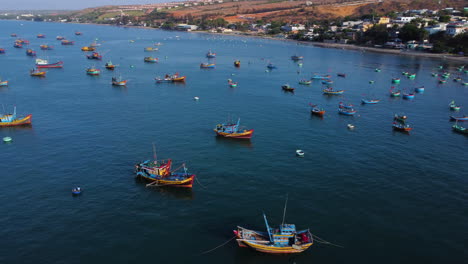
[199, 236, 236, 255]
[311, 234, 344, 248]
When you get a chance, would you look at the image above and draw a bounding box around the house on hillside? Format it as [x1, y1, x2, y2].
[424, 23, 447, 35]
[281, 24, 305, 32]
[446, 22, 467, 36]
[394, 17, 416, 23]
[175, 24, 198, 31]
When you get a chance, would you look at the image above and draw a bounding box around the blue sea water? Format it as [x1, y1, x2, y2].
[0, 20, 467, 264]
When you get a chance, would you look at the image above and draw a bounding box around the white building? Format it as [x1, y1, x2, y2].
[446, 22, 467, 36]
[394, 17, 416, 23]
[281, 24, 305, 32]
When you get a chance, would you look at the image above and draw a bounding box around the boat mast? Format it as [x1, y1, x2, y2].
[152, 142, 157, 162]
[282, 193, 288, 226]
[236, 118, 240, 133]
[263, 213, 273, 242]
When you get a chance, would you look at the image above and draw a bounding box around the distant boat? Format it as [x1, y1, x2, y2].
[309, 103, 325, 116]
[453, 77, 462, 82]
[81, 46, 96, 51]
[206, 50, 216, 58]
[391, 78, 400, 84]
[71, 187, 82, 195]
[155, 73, 186, 83]
[0, 107, 32, 127]
[234, 60, 240, 68]
[393, 122, 412, 132]
[439, 79, 447, 84]
[267, 63, 277, 69]
[233, 213, 313, 254]
[112, 75, 128, 86]
[449, 116, 468, 121]
[37, 34, 45, 38]
[36, 59, 63, 68]
[375, 68, 381, 72]
[408, 73, 416, 79]
[299, 79, 311, 85]
[135, 158, 196, 188]
[0, 79, 8, 86]
[26, 49, 36, 56]
[452, 123, 468, 134]
[338, 108, 356, 116]
[361, 99, 380, 104]
[390, 88, 401, 97]
[449, 101, 461, 111]
[0, 48, 5, 54]
[228, 79, 238, 87]
[105, 61, 116, 70]
[414, 86, 425, 93]
[144, 57, 158, 63]
[214, 118, 253, 139]
[56, 36, 65, 40]
[337, 73, 346, 77]
[291, 55, 303, 61]
[323, 88, 344, 95]
[394, 114, 407, 123]
[87, 52, 102, 60]
[312, 74, 331, 79]
[61, 40, 74, 45]
[144, 47, 158, 52]
[10, 33, 17, 37]
[13, 42, 22, 48]
[338, 102, 354, 109]
[30, 68, 46, 77]
[86, 67, 100, 75]
[402, 92, 415, 99]
[200, 63, 215, 69]
[296, 149, 305, 157]
[75, 31, 83, 36]
[282, 84, 295, 92]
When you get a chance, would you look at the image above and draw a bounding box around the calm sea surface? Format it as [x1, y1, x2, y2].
[0, 20, 467, 264]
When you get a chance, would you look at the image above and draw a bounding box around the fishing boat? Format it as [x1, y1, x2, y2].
[56, 36, 65, 40]
[154, 42, 162, 46]
[87, 52, 102, 60]
[322, 80, 333, 85]
[234, 213, 313, 254]
[338, 108, 357, 116]
[369, 80, 375, 84]
[394, 114, 407, 123]
[105, 61, 116, 70]
[61, 40, 74, 45]
[172, 75, 186, 82]
[30, 68, 46, 77]
[39, 44, 53, 50]
[86, 67, 100, 75]
[144, 57, 158, 63]
[0, 107, 32, 127]
[309, 103, 325, 116]
[135, 159, 196, 188]
[214, 118, 254, 139]
[81, 46, 96, 51]
[338, 102, 354, 109]
[71, 187, 82, 195]
[234, 60, 241, 67]
[155, 73, 186, 83]
[3, 137, 12, 142]
[228, 79, 237, 87]
[282, 84, 295, 92]
[291, 55, 303, 61]
[393, 122, 412, 132]
[391, 78, 400, 84]
[267, 63, 277, 69]
[402, 71, 409, 76]
[200, 63, 215, 69]
[0, 48, 5, 54]
[323, 88, 344, 95]
[10, 33, 17, 37]
[35, 59, 63, 68]
[439, 79, 447, 84]
[312, 74, 331, 80]
[402, 92, 415, 99]
[144, 47, 158, 52]
[375, 68, 381, 72]
[347, 124, 355, 129]
[361, 99, 380, 104]
[390, 88, 401, 97]
[75, 31, 83, 36]
[463, 82, 468, 86]
[414, 86, 425, 93]
[453, 77, 462, 82]
[450, 116, 468, 121]
[449, 101, 461, 111]
[298, 79, 311, 85]
[37, 34, 45, 38]
[452, 123, 468, 134]
[296, 150, 305, 157]
[26, 49, 36, 56]
[337, 73, 346, 77]
[111, 76, 128, 86]
[431, 73, 438, 77]
[408, 73, 416, 79]
[13, 42, 22, 48]
[206, 50, 216, 58]
[0, 80, 8, 86]
[17, 39, 29, 45]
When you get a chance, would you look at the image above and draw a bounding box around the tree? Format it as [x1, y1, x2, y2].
[361, 24, 389, 45]
[399, 23, 427, 42]
[438, 15, 451, 23]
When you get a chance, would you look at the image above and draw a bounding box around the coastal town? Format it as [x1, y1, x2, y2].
[1, 0, 467, 56]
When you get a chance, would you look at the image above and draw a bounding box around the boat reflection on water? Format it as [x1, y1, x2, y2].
[134, 177, 194, 200]
[215, 135, 253, 148]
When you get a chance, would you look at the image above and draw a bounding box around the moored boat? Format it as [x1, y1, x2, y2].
[291, 55, 303, 61]
[105, 61, 116, 70]
[338, 108, 356, 116]
[323, 88, 344, 95]
[111, 76, 128, 86]
[439, 79, 447, 84]
[228, 79, 238, 87]
[30, 68, 46, 77]
[449, 101, 460, 111]
[393, 122, 412, 132]
[375, 68, 381, 72]
[61, 40, 74, 45]
[394, 114, 407, 123]
[267, 63, 277, 69]
[0, 48, 5, 54]
[37, 34, 45, 38]
[81, 46, 96, 51]
[234, 213, 313, 254]
[206, 50, 216, 58]
[391, 78, 400, 84]
[87, 52, 102, 60]
[402, 92, 415, 99]
[86, 67, 100, 75]
[449, 116, 468, 121]
[338, 102, 354, 109]
[337, 73, 346, 77]
[312, 74, 331, 79]
[361, 99, 380, 104]
[155, 73, 186, 83]
[309, 103, 325, 116]
[282, 84, 295, 92]
[200, 63, 215, 68]
[214, 118, 253, 139]
[71, 187, 82, 195]
[390, 90, 401, 97]
[296, 150, 305, 157]
[144, 47, 158, 52]
[135, 159, 196, 188]
[299, 79, 311, 85]
[0, 107, 32, 127]
[56, 36, 65, 40]
[0, 80, 8, 86]
[26, 49, 36, 56]
[234, 60, 240, 67]
[414, 86, 425, 93]
[453, 77, 462, 82]
[452, 123, 468, 134]
[36, 59, 64, 68]
[408, 73, 416, 79]
[39, 44, 53, 50]
[75, 31, 82, 36]
[13, 42, 22, 48]
[144, 57, 158, 63]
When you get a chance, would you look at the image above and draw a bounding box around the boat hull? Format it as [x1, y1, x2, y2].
[450, 116, 468, 121]
[137, 171, 195, 188]
[0, 81, 8, 86]
[36, 61, 63, 68]
[0, 114, 32, 127]
[112, 80, 127, 86]
[215, 129, 254, 139]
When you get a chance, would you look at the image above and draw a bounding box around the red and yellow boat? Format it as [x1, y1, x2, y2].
[214, 118, 253, 139]
[135, 159, 195, 188]
[81, 46, 96, 51]
[30, 68, 46, 77]
[0, 107, 32, 127]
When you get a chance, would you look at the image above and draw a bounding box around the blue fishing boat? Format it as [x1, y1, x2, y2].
[234, 213, 313, 254]
[414, 86, 425, 93]
[312, 74, 331, 80]
[338, 102, 354, 109]
[402, 93, 415, 99]
[72, 187, 82, 195]
[450, 116, 468, 121]
[0, 48, 5, 54]
[361, 99, 380, 104]
[135, 160, 196, 188]
[267, 63, 277, 69]
[291, 55, 303, 61]
[206, 50, 216, 58]
[323, 88, 344, 95]
[200, 63, 215, 69]
[338, 108, 356, 115]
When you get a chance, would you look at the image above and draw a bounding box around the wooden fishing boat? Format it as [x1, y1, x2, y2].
[13, 42, 22, 48]
[282, 84, 295, 92]
[390, 90, 401, 97]
[439, 79, 447, 84]
[393, 122, 412, 132]
[144, 47, 158, 52]
[0, 48, 5, 54]
[394, 114, 407, 123]
[452, 123, 468, 134]
[172, 76, 186, 82]
[214, 118, 253, 139]
[87, 52, 102, 60]
[347, 124, 355, 129]
[408, 73, 416, 79]
[144, 57, 158, 63]
[61, 40, 74, 45]
[369, 80, 375, 84]
[71, 187, 82, 195]
[26, 49, 36, 56]
[402, 93, 415, 99]
[338, 108, 356, 116]
[17, 39, 29, 44]
[156, 73, 186, 83]
[431, 73, 438, 77]
[30, 68, 46, 77]
[414, 86, 425, 93]
[402, 71, 409, 76]
[86, 67, 100, 75]
[105, 61, 115, 70]
[206, 50, 216, 58]
[234, 60, 240, 67]
[309, 103, 325, 116]
[200, 63, 215, 68]
[338, 102, 354, 109]
[75, 31, 83, 36]
[453, 77, 462, 82]
[299, 79, 311, 85]
[361, 99, 380, 104]
[375, 68, 381, 72]
[0, 107, 32, 127]
[36, 59, 64, 68]
[312, 74, 331, 80]
[135, 159, 196, 188]
[296, 150, 305, 157]
[10, 33, 17, 37]
[81, 46, 96, 51]
[337, 73, 346, 77]
[56, 36, 65, 40]
[40, 44, 53, 50]
[234, 213, 313, 254]
[322, 80, 333, 85]
[291, 55, 303, 61]
[267, 63, 277, 69]
[323, 88, 344, 95]
[463, 82, 468, 86]
[391, 78, 400, 84]
[0, 80, 8, 86]
[228, 79, 237, 87]
[37, 34, 45, 38]
[449, 100, 461, 111]
[450, 116, 468, 121]
[111, 76, 127, 86]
